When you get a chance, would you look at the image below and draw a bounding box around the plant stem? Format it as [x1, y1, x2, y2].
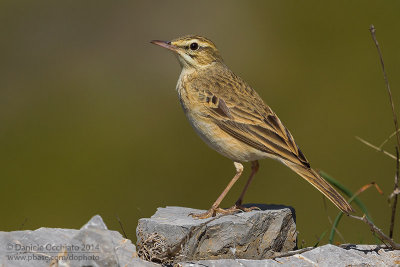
[349, 214, 400, 250]
[369, 25, 400, 151]
[389, 148, 399, 238]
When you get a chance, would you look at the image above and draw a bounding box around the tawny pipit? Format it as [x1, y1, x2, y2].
[151, 35, 354, 219]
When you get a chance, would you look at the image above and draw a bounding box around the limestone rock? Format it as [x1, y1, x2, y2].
[178, 244, 400, 266]
[136, 205, 297, 264]
[0, 215, 156, 267]
[1, 211, 398, 266]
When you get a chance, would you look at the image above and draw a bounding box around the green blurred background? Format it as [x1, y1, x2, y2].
[1, 1, 400, 245]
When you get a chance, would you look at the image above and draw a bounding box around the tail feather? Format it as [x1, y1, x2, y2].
[285, 162, 354, 214]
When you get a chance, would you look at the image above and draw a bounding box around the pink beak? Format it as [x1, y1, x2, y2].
[150, 40, 178, 51]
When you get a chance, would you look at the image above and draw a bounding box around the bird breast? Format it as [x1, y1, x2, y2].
[176, 70, 270, 163]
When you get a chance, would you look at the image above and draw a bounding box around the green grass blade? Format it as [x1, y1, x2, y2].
[319, 171, 373, 244]
[319, 171, 372, 219]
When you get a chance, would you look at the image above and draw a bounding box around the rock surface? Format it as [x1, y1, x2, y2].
[1, 211, 399, 266]
[0, 215, 156, 267]
[136, 205, 297, 264]
[178, 244, 400, 266]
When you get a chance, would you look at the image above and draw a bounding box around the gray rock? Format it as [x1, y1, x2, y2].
[1, 212, 398, 267]
[136, 205, 297, 264]
[0, 215, 157, 267]
[178, 244, 400, 266]
[292, 244, 400, 267]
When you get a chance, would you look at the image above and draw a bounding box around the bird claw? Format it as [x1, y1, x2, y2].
[233, 205, 261, 212]
[189, 207, 238, 219]
[189, 205, 260, 219]
[189, 209, 216, 219]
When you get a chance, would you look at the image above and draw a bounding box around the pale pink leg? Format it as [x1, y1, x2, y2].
[235, 160, 259, 207]
[190, 162, 244, 219]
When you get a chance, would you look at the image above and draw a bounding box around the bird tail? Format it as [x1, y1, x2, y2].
[285, 162, 354, 214]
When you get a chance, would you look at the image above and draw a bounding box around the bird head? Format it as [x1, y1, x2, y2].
[151, 35, 223, 69]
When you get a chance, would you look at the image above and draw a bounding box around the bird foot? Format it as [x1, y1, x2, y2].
[228, 204, 261, 213]
[189, 206, 239, 219]
[189, 205, 260, 219]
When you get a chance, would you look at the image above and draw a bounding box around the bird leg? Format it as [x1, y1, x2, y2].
[231, 160, 260, 211]
[190, 162, 244, 219]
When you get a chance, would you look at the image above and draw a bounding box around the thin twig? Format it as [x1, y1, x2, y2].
[349, 214, 400, 250]
[370, 24, 400, 243]
[389, 148, 399, 238]
[116, 215, 128, 239]
[379, 129, 400, 149]
[389, 188, 400, 200]
[356, 136, 398, 161]
[369, 25, 400, 151]
[271, 247, 315, 259]
[322, 197, 345, 242]
[19, 218, 28, 231]
[329, 181, 383, 244]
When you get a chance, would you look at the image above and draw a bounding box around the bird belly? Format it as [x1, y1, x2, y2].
[185, 112, 269, 162]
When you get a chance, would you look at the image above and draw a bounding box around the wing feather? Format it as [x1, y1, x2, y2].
[202, 92, 309, 167]
[191, 67, 309, 167]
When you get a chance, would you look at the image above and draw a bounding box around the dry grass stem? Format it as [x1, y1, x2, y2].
[356, 136, 398, 161]
[369, 24, 400, 240]
[137, 229, 171, 264]
[389, 188, 400, 200]
[379, 129, 400, 149]
[369, 25, 400, 150]
[349, 214, 400, 250]
[389, 148, 399, 238]
[116, 215, 127, 239]
[355, 182, 383, 197]
[322, 197, 345, 242]
[271, 247, 314, 259]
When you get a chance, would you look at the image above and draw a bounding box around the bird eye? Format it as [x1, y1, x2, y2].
[190, 42, 199, 50]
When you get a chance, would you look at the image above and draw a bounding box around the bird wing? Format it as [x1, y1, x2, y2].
[196, 84, 310, 168]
